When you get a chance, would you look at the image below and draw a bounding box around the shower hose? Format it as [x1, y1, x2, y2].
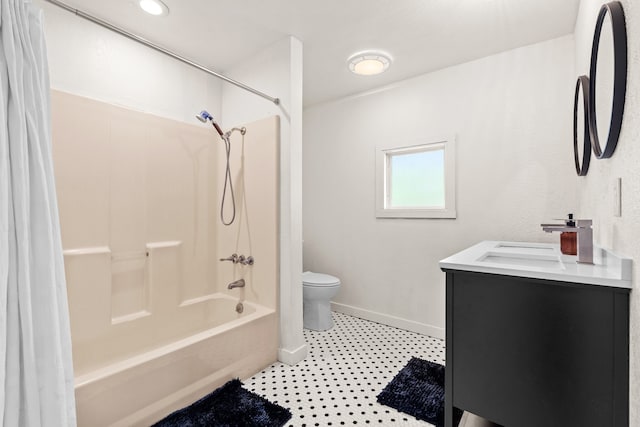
[221, 134, 236, 226]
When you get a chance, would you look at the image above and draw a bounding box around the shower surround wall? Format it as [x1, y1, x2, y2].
[222, 36, 306, 365]
[51, 91, 280, 425]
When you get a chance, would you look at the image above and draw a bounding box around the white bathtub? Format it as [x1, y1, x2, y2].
[74, 295, 278, 427]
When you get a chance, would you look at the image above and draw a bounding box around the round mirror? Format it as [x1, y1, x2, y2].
[588, 1, 627, 159]
[574, 76, 591, 176]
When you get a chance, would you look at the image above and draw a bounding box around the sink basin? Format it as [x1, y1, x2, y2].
[477, 252, 564, 270]
[494, 242, 556, 254]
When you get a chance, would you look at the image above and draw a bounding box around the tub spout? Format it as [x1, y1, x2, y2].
[227, 279, 245, 289]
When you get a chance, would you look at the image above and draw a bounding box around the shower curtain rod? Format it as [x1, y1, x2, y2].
[43, 0, 280, 105]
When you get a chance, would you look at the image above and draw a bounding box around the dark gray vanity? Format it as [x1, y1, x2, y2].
[440, 241, 631, 427]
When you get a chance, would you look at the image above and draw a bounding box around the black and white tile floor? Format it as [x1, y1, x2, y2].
[245, 311, 445, 426]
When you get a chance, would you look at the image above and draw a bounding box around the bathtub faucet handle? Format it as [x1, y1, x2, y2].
[220, 253, 239, 263]
[237, 255, 255, 266]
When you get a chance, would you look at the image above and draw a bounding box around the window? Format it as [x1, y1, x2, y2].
[376, 136, 456, 218]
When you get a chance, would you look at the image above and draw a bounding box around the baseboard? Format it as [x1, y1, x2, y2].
[331, 302, 445, 340]
[278, 343, 308, 366]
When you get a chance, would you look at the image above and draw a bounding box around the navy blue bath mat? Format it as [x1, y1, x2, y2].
[152, 379, 292, 427]
[377, 357, 462, 427]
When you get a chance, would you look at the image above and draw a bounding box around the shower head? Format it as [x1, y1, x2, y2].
[196, 110, 213, 123]
[196, 110, 224, 137]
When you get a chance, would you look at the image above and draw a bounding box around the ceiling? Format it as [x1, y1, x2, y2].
[52, 0, 581, 106]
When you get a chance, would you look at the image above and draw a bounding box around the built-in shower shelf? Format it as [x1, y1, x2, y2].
[63, 246, 110, 257]
[111, 310, 151, 325]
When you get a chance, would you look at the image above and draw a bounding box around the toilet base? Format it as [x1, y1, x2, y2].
[303, 298, 334, 331]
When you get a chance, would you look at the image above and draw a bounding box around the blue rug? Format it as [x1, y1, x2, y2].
[377, 357, 462, 427]
[152, 379, 292, 427]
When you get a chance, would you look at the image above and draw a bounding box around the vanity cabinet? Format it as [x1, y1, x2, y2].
[442, 270, 629, 427]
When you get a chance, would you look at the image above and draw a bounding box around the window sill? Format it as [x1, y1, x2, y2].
[375, 208, 457, 219]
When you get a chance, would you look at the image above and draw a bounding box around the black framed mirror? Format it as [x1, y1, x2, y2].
[588, 1, 627, 159]
[574, 76, 591, 176]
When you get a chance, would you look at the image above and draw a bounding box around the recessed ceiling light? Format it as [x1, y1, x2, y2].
[348, 51, 392, 76]
[139, 0, 169, 16]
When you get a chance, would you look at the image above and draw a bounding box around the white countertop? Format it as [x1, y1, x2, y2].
[439, 240, 632, 289]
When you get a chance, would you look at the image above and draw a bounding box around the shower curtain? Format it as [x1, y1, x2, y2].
[0, 1, 77, 426]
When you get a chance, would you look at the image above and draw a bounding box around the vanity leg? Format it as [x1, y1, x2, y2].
[613, 290, 629, 427]
[445, 274, 454, 427]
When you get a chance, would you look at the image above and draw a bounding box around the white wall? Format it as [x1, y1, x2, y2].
[574, 1, 640, 424]
[38, 0, 222, 123]
[303, 36, 577, 338]
[222, 36, 307, 365]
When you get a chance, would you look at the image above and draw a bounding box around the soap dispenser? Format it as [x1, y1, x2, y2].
[560, 213, 577, 255]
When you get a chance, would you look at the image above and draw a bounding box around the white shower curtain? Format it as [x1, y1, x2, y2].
[0, 0, 77, 426]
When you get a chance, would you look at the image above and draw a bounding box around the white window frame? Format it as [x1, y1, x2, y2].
[376, 136, 456, 219]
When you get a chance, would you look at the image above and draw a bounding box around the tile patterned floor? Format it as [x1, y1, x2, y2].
[245, 312, 446, 426]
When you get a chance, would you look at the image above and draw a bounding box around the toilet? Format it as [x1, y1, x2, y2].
[302, 271, 341, 331]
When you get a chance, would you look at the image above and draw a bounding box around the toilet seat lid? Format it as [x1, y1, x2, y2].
[303, 271, 340, 287]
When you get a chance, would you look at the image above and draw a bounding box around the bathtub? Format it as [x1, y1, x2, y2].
[73, 294, 278, 427]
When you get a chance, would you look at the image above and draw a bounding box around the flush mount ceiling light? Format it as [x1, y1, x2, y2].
[139, 0, 169, 16]
[348, 51, 392, 76]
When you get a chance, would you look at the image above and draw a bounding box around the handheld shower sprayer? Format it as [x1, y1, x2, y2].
[195, 110, 224, 137]
[196, 109, 247, 227]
